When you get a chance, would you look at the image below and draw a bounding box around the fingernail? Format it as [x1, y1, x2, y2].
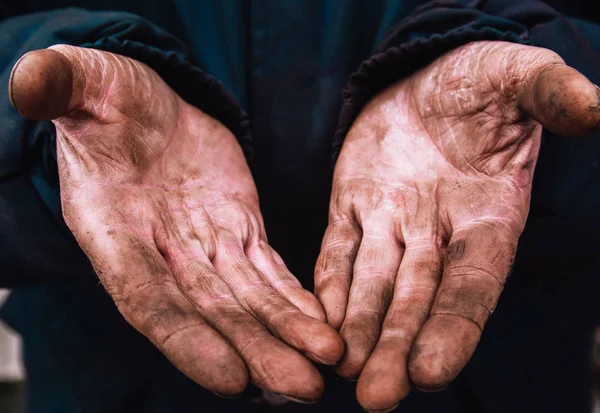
[8, 49, 73, 120]
[212, 391, 241, 399]
[305, 351, 337, 366]
[279, 394, 319, 404]
[365, 404, 400, 413]
[415, 383, 448, 393]
[8, 53, 28, 109]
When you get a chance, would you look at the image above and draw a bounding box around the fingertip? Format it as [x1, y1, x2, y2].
[356, 348, 411, 413]
[358, 390, 401, 413]
[279, 356, 325, 402]
[310, 333, 345, 366]
[358, 387, 401, 413]
[209, 350, 250, 396]
[288, 288, 327, 322]
[336, 342, 372, 380]
[527, 64, 600, 136]
[335, 311, 385, 379]
[334, 334, 366, 379]
[9, 49, 73, 120]
[335, 362, 361, 381]
[305, 293, 327, 322]
[408, 316, 480, 391]
[162, 322, 250, 396]
[301, 319, 345, 365]
[207, 367, 249, 397]
[248, 339, 325, 402]
[407, 347, 452, 392]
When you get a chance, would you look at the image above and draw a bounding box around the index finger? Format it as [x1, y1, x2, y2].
[408, 221, 517, 391]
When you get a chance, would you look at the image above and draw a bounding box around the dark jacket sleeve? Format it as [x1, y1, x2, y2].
[0, 8, 251, 287]
[334, 0, 600, 155]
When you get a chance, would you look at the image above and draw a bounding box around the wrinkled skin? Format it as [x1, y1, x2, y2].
[315, 41, 600, 412]
[9, 45, 344, 401]
[10, 40, 600, 411]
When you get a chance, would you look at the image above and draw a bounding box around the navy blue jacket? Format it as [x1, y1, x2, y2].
[1, 1, 600, 412]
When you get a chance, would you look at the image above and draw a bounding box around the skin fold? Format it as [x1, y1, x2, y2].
[315, 41, 600, 412]
[8, 41, 600, 410]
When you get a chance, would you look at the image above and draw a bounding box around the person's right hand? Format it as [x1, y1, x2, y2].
[9, 45, 343, 400]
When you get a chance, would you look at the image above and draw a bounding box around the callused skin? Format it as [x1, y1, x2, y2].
[315, 41, 600, 412]
[9, 45, 344, 401]
[9, 41, 600, 410]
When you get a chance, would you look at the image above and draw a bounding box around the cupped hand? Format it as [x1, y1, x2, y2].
[9, 45, 343, 400]
[314, 41, 600, 412]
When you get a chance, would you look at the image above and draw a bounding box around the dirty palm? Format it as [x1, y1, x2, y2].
[10, 39, 600, 412]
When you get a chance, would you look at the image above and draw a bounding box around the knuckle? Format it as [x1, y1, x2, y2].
[111, 280, 183, 338]
[353, 265, 396, 281]
[241, 289, 288, 323]
[442, 267, 505, 298]
[347, 278, 394, 309]
[212, 201, 260, 244]
[437, 280, 498, 309]
[269, 276, 302, 290]
[158, 321, 203, 349]
[379, 326, 415, 345]
[264, 308, 298, 329]
[247, 354, 277, 391]
[433, 291, 496, 330]
[127, 301, 182, 342]
[314, 274, 350, 299]
[110, 279, 156, 307]
[204, 304, 243, 331]
[319, 224, 360, 258]
[190, 210, 218, 260]
[173, 259, 223, 301]
[337, 178, 384, 212]
[234, 277, 271, 299]
[235, 326, 271, 356]
[382, 303, 429, 334]
[342, 308, 384, 322]
[315, 246, 356, 276]
[394, 282, 437, 300]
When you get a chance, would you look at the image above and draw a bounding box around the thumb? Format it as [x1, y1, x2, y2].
[9, 48, 74, 121]
[519, 62, 600, 137]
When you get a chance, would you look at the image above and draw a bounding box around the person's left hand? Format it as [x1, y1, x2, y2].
[314, 41, 600, 412]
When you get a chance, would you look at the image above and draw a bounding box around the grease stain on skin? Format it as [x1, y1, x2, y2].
[546, 90, 572, 123]
[446, 239, 466, 262]
[408, 343, 452, 392]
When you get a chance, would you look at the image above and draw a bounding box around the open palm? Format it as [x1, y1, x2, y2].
[315, 41, 600, 412]
[10, 45, 343, 400]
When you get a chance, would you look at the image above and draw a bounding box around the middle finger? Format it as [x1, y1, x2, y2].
[356, 239, 443, 412]
[336, 221, 402, 379]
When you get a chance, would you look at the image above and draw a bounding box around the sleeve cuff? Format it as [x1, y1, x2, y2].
[79, 36, 252, 159]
